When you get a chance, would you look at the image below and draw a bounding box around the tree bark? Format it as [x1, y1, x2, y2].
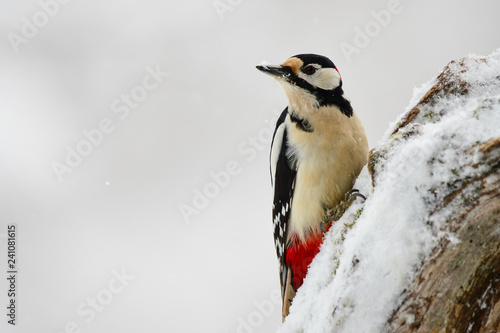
[378, 57, 500, 333]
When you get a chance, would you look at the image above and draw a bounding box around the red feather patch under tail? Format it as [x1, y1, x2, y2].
[285, 233, 324, 290]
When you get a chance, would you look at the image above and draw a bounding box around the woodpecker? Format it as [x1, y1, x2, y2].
[256, 54, 368, 321]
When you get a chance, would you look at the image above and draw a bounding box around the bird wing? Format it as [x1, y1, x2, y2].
[270, 108, 297, 303]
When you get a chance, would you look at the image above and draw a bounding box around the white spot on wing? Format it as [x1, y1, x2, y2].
[270, 122, 286, 186]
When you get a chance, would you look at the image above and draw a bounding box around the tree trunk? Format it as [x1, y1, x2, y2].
[382, 57, 500, 333]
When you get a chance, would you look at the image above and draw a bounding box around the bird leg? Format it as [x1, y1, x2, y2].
[320, 189, 365, 233]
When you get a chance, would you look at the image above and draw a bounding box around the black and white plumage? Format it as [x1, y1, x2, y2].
[258, 54, 369, 321]
[270, 107, 296, 301]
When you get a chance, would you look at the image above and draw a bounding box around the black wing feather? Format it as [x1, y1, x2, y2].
[270, 108, 297, 300]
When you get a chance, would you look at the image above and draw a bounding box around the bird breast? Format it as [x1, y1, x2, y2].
[286, 106, 368, 242]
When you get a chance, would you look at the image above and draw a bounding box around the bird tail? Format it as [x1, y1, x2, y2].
[282, 267, 296, 322]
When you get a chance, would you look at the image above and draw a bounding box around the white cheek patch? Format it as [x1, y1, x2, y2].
[298, 67, 341, 90]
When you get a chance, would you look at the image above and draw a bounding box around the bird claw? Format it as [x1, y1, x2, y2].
[320, 189, 366, 232]
[347, 189, 366, 201]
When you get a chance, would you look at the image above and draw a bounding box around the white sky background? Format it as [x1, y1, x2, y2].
[0, 1, 499, 332]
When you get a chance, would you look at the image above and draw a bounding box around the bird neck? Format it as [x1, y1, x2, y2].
[316, 85, 353, 117]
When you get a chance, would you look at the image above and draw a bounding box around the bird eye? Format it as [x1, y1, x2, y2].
[302, 65, 317, 75]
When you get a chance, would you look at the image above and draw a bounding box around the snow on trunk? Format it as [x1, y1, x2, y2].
[278, 49, 500, 333]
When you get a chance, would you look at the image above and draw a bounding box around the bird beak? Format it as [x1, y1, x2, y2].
[256, 64, 292, 78]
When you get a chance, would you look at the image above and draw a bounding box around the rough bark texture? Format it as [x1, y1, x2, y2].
[375, 57, 500, 333]
[388, 157, 499, 333]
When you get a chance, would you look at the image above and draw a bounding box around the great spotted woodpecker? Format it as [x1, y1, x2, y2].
[256, 54, 368, 321]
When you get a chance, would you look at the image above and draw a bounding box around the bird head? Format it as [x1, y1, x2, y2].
[257, 54, 352, 116]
